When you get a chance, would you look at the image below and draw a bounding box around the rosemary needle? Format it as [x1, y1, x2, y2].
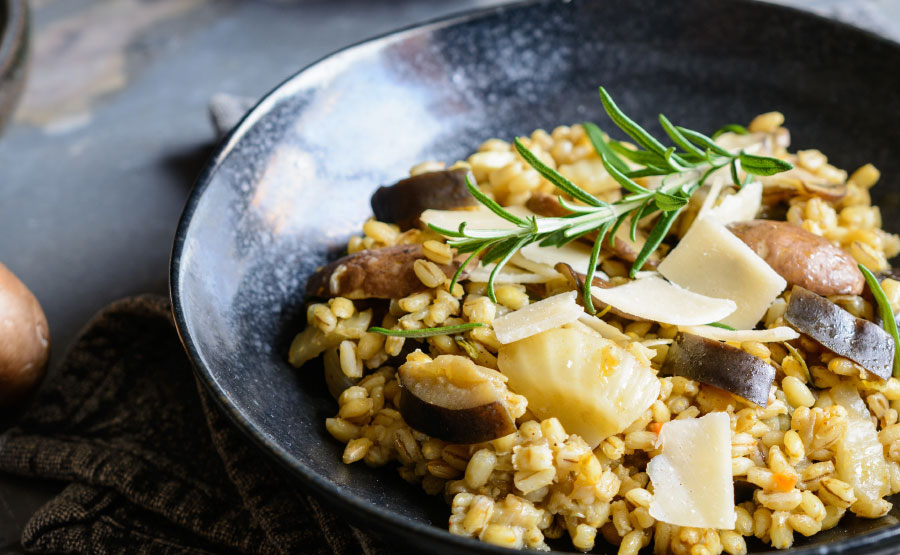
[429, 86, 793, 311]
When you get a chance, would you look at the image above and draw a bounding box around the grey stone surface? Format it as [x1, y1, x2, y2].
[0, 0, 896, 551]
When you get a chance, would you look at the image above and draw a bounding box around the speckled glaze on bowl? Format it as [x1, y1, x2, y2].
[0, 0, 28, 134]
[171, 1, 900, 552]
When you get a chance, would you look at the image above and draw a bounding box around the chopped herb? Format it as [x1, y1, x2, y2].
[429, 87, 793, 310]
[368, 323, 485, 338]
[706, 322, 736, 331]
[859, 264, 900, 377]
[782, 341, 814, 387]
[454, 336, 481, 359]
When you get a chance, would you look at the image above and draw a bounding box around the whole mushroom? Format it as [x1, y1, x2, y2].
[0, 262, 50, 405]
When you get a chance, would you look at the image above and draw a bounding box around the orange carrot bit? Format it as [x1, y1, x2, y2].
[773, 472, 798, 492]
[649, 422, 664, 435]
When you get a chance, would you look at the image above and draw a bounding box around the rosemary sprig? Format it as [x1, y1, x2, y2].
[430, 86, 793, 311]
[368, 323, 485, 338]
[859, 264, 900, 377]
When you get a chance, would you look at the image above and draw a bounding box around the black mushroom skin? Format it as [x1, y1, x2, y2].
[662, 332, 775, 407]
[398, 391, 516, 444]
[728, 220, 864, 296]
[785, 285, 894, 380]
[370, 168, 478, 230]
[305, 244, 463, 299]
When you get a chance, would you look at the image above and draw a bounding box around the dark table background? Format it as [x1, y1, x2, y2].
[0, 0, 897, 551]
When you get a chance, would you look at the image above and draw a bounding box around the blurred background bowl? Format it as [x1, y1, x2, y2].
[0, 0, 28, 135]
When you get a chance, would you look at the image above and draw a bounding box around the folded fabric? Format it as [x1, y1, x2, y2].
[0, 295, 389, 554]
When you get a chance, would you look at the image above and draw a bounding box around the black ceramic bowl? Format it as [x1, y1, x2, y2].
[0, 0, 27, 134]
[171, 0, 900, 553]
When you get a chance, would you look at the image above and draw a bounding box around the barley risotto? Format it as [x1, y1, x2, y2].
[289, 88, 900, 554]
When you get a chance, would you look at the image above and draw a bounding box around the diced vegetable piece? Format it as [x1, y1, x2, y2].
[657, 217, 787, 329]
[677, 325, 798, 343]
[519, 241, 596, 275]
[705, 181, 762, 225]
[648, 412, 736, 529]
[589, 276, 736, 326]
[306, 244, 462, 299]
[398, 354, 521, 444]
[493, 291, 583, 344]
[661, 333, 775, 406]
[370, 168, 478, 230]
[728, 220, 864, 296]
[785, 286, 894, 380]
[831, 382, 891, 517]
[497, 327, 659, 446]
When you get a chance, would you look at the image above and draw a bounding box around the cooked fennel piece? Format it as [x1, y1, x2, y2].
[492, 291, 583, 344]
[497, 327, 659, 447]
[588, 276, 736, 326]
[657, 216, 786, 329]
[648, 412, 736, 529]
[831, 383, 892, 517]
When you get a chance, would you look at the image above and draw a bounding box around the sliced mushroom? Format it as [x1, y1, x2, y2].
[398, 354, 520, 444]
[370, 168, 478, 230]
[758, 165, 847, 207]
[527, 193, 659, 268]
[306, 244, 463, 299]
[661, 332, 775, 407]
[728, 220, 864, 296]
[785, 285, 894, 380]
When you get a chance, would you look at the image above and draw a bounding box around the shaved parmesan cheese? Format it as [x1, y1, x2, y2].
[706, 181, 762, 225]
[578, 313, 631, 343]
[589, 277, 736, 326]
[493, 291, 583, 344]
[648, 412, 736, 529]
[467, 263, 554, 284]
[658, 217, 786, 329]
[420, 206, 533, 234]
[696, 178, 726, 222]
[678, 325, 799, 343]
[519, 241, 597, 276]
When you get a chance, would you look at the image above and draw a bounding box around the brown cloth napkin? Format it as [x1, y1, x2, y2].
[0, 295, 391, 554]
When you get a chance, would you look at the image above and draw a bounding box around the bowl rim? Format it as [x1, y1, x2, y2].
[170, 0, 900, 552]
